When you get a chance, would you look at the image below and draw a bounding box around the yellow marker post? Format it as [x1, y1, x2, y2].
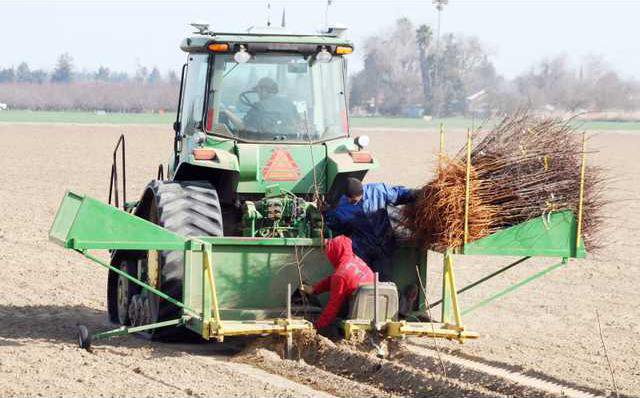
[445, 253, 463, 329]
[203, 244, 224, 341]
[576, 133, 587, 249]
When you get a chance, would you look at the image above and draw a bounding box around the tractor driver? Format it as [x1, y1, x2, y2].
[325, 178, 417, 283]
[220, 77, 300, 136]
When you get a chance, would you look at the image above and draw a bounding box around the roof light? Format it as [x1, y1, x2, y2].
[355, 135, 370, 149]
[208, 43, 229, 52]
[335, 46, 353, 55]
[233, 45, 251, 64]
[316, 46, 332, 63]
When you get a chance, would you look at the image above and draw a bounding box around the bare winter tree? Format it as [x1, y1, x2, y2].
[416, 24, 433, 114]
[350, 19, 498, 117]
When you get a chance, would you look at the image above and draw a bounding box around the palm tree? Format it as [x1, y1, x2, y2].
[416, 24, 433, 114]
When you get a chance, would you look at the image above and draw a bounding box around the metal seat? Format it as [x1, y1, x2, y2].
[347, 282, 399, 322]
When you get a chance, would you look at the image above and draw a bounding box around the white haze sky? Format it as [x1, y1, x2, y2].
[1, 0, 639, 79]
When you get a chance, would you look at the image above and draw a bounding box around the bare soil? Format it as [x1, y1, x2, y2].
[0, 123, 637, 396]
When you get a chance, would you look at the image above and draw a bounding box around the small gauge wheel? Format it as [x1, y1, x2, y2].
[77, 324, 92, 350]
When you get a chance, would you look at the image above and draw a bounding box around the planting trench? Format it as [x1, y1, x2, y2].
[235, 331, 606, 398]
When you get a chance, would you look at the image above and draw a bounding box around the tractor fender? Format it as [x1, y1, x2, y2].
[325, 141, 379, 205]
[173, 162, 239, 204]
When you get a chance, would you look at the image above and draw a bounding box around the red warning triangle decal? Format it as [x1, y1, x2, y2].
[262, 148, 301, 182]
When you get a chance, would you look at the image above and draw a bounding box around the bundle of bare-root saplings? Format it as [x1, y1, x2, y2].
[403, 111, 605, 252]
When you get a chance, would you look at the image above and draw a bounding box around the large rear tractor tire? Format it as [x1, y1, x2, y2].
[145, 180, 223, 340]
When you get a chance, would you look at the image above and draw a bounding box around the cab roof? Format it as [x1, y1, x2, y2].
[180, 30, 353, 54]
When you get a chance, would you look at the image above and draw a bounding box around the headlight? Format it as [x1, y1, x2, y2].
[316, 46, 332, 63]
[355, 135, 370, 149]
[233, 45, 251, 64]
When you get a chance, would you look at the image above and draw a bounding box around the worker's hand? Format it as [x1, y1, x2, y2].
[300, 284, 315, 295]
[408, 188, 421, 202]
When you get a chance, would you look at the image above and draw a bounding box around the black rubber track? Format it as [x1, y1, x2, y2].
[148, 180, 223, 340]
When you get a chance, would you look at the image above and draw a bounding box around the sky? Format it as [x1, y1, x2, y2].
[1, 0, 639, 79]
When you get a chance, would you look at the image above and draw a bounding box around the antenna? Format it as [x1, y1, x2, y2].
[267, 2, 272, 27]
[324, 0, 333, 30]
[281, 8, 286, 28]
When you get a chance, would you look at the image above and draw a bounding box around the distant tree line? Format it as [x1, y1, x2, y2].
[349, 18, 640, 118]
[2, 31, 639, 118]
[0, 53, 179, 112]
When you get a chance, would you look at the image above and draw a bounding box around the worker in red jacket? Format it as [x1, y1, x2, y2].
[302, 235, 374, 331]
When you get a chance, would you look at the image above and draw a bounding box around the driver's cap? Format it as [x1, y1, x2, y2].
[253, 77, 278, 94]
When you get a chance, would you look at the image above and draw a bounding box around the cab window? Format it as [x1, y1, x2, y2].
[206, 52, 348, 142]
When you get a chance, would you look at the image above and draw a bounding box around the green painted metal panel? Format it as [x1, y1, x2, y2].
[184, 250, 204, 317]
[49, 192, 188, 251]
[199, 238, 424, 321]
[236, 144, 259, 180]
[50, 191, 83, 246]
[389, 246, 426, 304]
[198, 236, 320, 246]
[181, 136, 378, 195]
[325, 139, 379, 189]
[208, 242, 331, 319]
[461, 210, 587, 258]
[236, 143, 328, 194]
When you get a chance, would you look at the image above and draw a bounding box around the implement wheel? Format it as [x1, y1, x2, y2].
[77, 325, 91, 350]
[116, 259, 140, 325]
[145, 181, 223, 340]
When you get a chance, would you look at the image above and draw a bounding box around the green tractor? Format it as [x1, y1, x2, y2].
[50, 24, 586, 350]
[105, 24, 385, 339]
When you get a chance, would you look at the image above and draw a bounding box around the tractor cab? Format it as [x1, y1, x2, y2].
[175, 25, 351, 144]
[170, 25, 377, 238]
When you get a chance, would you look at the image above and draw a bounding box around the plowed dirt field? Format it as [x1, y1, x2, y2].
[0, 123, 637, 397]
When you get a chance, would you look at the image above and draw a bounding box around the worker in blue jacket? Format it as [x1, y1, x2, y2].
[325, 178, 417, 282]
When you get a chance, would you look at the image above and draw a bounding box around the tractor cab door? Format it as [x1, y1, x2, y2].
[171, 53, 209, 174]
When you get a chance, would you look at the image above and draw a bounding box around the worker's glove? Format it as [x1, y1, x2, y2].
[408, 188, 421, 202]
[300, 284, 315, 295]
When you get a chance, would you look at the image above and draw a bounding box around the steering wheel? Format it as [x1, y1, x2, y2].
[239, 90, 259, 110]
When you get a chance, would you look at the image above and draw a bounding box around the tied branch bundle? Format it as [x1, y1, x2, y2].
[403, 111, 605, 252]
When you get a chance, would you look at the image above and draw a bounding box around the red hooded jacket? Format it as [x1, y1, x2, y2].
[313, 235, 374, 329]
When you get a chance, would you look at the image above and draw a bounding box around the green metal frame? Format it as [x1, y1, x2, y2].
[50, 191, 315, 343]
[49, 191, 587, 346]
[93, 319, 184, 340]
[435, 210, 586, 324]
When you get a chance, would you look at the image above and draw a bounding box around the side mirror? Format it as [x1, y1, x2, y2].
[173, 121, 181, 133]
